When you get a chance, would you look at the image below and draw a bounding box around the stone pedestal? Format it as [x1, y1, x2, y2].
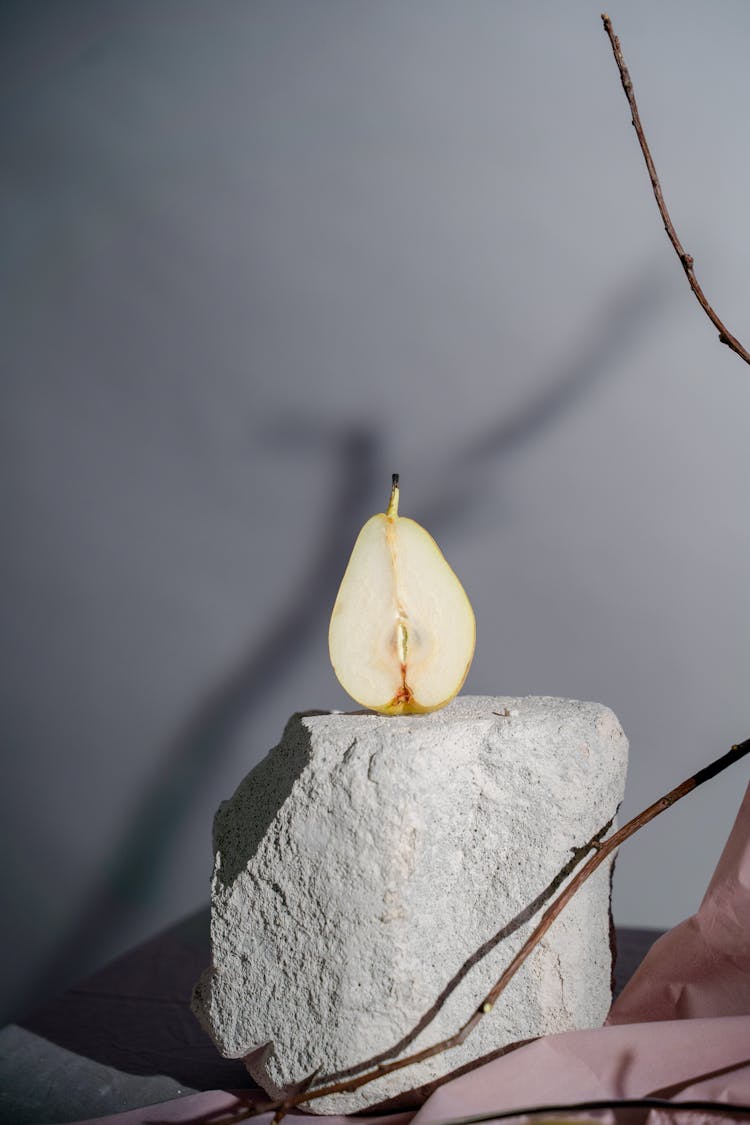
[192, 696, 628, 1113]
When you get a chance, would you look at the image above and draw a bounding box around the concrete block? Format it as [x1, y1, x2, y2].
[193, 696, 628, 1112]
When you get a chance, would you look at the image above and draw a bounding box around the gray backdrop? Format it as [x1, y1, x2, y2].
[2, 0, 749, 1026]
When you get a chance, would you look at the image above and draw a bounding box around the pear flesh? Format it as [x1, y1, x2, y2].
[329, 478, 476, 714]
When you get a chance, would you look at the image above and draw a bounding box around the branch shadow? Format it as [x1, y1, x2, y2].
[18, 424, 380, 1019]
[19, 262, 668, 1093]
[419, 268, 666, 531]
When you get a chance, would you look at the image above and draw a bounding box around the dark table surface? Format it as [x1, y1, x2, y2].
[0, 914, 663, 1125]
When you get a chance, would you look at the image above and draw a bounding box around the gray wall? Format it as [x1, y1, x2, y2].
[2, 0, 749, 1024]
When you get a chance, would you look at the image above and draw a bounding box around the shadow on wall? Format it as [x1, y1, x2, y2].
[16, 421, 381, 1020]
[18, 263, 667, 1022]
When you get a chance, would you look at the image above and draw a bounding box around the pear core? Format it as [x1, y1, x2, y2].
[328, 478, 476, 714]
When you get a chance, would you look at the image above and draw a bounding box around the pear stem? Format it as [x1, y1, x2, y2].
[386, 473, 400, 519]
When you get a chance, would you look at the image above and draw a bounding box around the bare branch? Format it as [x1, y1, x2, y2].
[601, 13, 750, 365]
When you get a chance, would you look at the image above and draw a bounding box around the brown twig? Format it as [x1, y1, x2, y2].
[235, 738, 750, 1120]
[601, 13, 750, 365]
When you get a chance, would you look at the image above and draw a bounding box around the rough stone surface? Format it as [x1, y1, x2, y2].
[192, 696, 628, 1113]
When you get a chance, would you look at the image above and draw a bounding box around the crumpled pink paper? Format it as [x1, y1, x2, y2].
[71, 783, 750, 1125]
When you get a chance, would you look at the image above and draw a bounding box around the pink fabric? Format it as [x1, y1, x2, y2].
[412, 1018, 750, 1121]
[608, 783, 750, 1025]
[71, 783, 750, 1125]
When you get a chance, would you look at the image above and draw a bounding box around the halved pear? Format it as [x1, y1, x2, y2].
[328, 475, 476, 714]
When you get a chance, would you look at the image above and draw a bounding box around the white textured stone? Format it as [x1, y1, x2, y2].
[193, 695, 628, 1113]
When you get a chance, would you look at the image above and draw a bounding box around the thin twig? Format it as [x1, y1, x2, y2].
[167, 1091, 750, 1125]
[601, 13, 750, 365]
[235, 738, 750, 1119]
